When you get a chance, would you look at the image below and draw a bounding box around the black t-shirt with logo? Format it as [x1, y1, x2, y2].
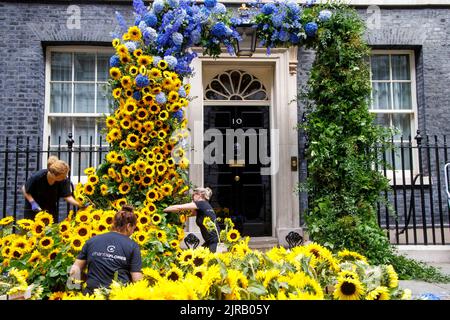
[24, 169, 71, 219]
[77, 231, 142, 293]
[194, 200, 219, 244]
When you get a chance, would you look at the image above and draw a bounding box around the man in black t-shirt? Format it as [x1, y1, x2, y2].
[69, 205, 143, 294]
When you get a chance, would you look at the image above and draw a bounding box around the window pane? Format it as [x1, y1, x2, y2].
[385, 145, 411, 170]
[371, 55, 390, 80]
[391, 55, 410, 80]
[74, 84, 95, 113]
[374, 113, 390, 127]
[97, 83, 112, 114]
[72, 148, 91, 175]
[50, 83, 72, 113]
[74, 118, 96, 146]
[98, 119, 108, 146]
[74, 53, 95, 81]
[50, 117, 72, 145]
[371, 82, 391, 109]
[392, 82, 412, 110]
[97, 54, 111, 82]
[392, 114, 411, 140]
[51, 52, 72, 81]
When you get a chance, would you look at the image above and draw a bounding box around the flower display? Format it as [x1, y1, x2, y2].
[56, 241, 410, 300]
[253, 0, 331, 54]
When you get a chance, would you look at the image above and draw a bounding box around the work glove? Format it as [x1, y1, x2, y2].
[30, 200, 42, 212]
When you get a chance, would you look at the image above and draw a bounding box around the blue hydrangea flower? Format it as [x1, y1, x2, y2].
[153, 0, 165, 14]
[306, 0, 316, 7]
[144, 13, 158, 27]
[135, 74, 150, 88]
[261, 3, 276, 15]
[271, 15, 284, 28]
[286, 1, 301, 15]
[178, 87, 186, 98]
[305, 22, 318, 37]
[319, 10, 332, 22]
[115, 11, 128, 33]
[143, 27, 158, 42]
[164, 56, 178, 69]
[419, 293, 440, 300]
[133, 91, 142, 101]
[190, 29, 201, 44]
[212, 3, 226, 14]
[153, 56, 162, 66]
[167, 0, 180, 9]
[211, 22, 227, 38]
[125, 41, 137, 53]
[172, 32, 184, 46]
[109, 55, 120, 67]
[133, 0, 147, 16]
[156, 92, 167, 104]
[204, 0, 217, 9]
[138, 21, 148, 33]
[278, 30, 290, 42]
[173, 110, 184, 122]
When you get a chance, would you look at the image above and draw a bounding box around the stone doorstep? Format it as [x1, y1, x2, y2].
[395, 245, 450, 263]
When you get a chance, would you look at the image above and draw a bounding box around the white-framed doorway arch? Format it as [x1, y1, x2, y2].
[185, 47, 302, 246]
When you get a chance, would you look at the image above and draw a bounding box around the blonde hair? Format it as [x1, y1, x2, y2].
[47, 156, 70, 176]
[193, 187, 213, 201]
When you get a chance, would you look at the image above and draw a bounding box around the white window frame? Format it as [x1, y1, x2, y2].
[369, 49, 425, 185]
[44, 46, 114, 183]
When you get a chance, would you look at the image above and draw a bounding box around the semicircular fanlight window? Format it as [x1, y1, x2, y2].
[205, 70, 268, 101]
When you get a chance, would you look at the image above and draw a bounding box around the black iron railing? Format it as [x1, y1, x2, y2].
[1, 132, 449, 245]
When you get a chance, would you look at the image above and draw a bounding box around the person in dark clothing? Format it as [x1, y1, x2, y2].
[164, 187, 220, 252]
[21, 156, 82, 222]
[69, 204, 143, 294]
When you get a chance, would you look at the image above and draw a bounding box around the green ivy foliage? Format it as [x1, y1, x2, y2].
[301, 4, 449, 282]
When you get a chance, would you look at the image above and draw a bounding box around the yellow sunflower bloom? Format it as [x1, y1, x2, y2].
[333, 277, 365, 300]
[128, 26, 142, 41]
[38, 236, 54, 250]
[366, 286, 390, 300]
[35, 211, 54, 226]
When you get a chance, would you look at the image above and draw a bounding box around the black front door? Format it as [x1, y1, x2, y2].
[204, 105, 272, 237]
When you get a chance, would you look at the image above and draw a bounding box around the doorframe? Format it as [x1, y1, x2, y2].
[185, 47, 301, 246]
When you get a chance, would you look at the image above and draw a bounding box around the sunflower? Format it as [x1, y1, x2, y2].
[158, 60, 168, 70]
[120, 76, 132, 88]
[105, 116, 117, 128]
[35, 212, 54, 226]
[149, 104, 160, 114]
[39, 236, 54, 250]
[49, 292, 67, 300]
[88, 175, 99, 185]
[70, 236, 85, 252]
[121, 166, 131, 178]
[139, 65, 147, 75]
[333, 277, 365, 300]
[17, 219, 34, 231]
[147, 203, 157, 215]
[158, 110, 169, 121]
[149, 68, 162, 78]
[151, 213, 162, 226]
[59, 221, 71, 234]
[134, 231, 149, 246]
[146, 189, 159, 202]
[135, 159, 147, 171]
[123, 100, 137, 116]
[48, 248, 60, 260]
[385, 265, 399, 288]
[133, 48, 143, 58]
[91, 210, 102, 222]
[226, 229, 241, 243]
[109, 67, 121, 80]
[112, 38, 120, 48]
[337, 249, 368, 263]
[156, 230, 167, 243]
[120, 117, 132, 130]
[138, 55, 152, 66]
[156, 163, 167, 175]
[75, 225, 91, 238]
[141, 136, 150, 145]
[83, 183, 95, 196]
[178, 157, 190, 169]
[169, 239, 179, 249]
[106, 128, 122, 143]
[28, 250, 43, 264]
[143, 94, 155, 105]
[116, 44, 128, 55]
[166, 266, 183, 282]
[120, 54, 132, 65]
[168, 91, 179, 102]
[366, 286, 390, 300]
[118, 182, 131, 195]
[338, 270, 359, 280]
[129, 65, 139, 76]
[119, 141, 128, 149]
[128, 26, 142, 41]
[161, 184, 173, 196]
[126, 133, 140, 148]
[11, 248, 24, 259]
[116, 154, 125, 164]
[136, 108, 149, 121]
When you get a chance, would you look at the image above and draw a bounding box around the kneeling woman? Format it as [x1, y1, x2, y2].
[69, 205, 143, 294]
